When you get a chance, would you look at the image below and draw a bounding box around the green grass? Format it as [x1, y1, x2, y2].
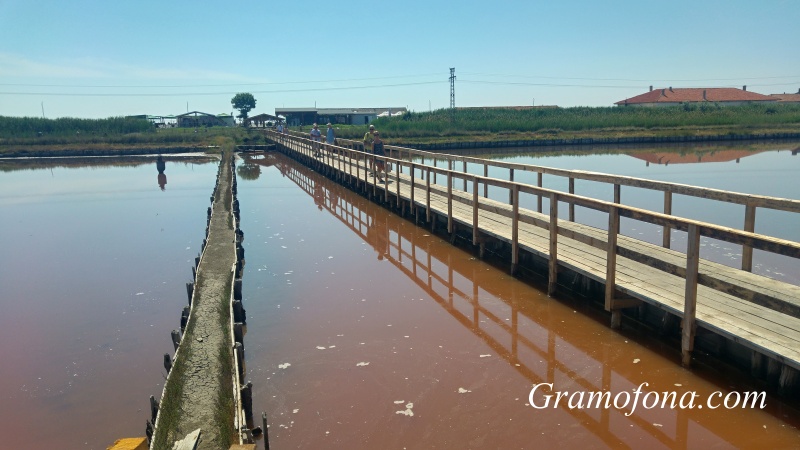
[326, 104, 800, 143]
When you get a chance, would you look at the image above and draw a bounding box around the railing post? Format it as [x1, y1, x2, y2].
[508, 168, 515, 204]
[663, 191, 672, 248]
[472, 175, 479, 245]
[605, 205, 620, 328]
[511, 184, 520, 274]
[447, 170, 453, 233]
[548, 193, 559, 296]
[537, 172, 543, 213]
[410, 163, 416, 215]
[742, 204, 756, 271]
[426, 168, 431, 222]
[462, 160, 468, 191]
[395, 159, 401, 208]
[613, 183, 621, 234]
[568, 177, 575, 222]
[433, 158, 437, 185]
[682, 223, 700, 367]
[483, 164, 488, 198]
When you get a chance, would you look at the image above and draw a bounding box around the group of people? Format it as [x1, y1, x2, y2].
[309, 123, 337, 157]
[306, 122, 389, 182]
[362, 124, 389, 182]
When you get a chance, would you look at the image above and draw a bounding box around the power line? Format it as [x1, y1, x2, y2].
[460, 79, 800, 89]
[0, 80, 447, 97]
[460, 72, 800, 83]
[0, 73, 445, 88]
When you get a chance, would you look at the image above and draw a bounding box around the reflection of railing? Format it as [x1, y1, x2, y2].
[272, 156, 742, 449]
[266, 130, 800, 381]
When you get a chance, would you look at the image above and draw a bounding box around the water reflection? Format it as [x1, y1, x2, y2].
[631, 149, 765, 166]
[252, 152, 799, 449]
[157, 155, 167, 191]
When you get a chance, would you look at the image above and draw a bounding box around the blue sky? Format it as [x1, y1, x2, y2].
[1, 0, 798, 118]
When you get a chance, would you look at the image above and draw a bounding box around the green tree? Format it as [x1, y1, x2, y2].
[231, 93, 256, 121]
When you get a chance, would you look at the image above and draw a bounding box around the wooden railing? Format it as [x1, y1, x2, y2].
[267, 130, 800, 368]
[330, 135, 800, 273]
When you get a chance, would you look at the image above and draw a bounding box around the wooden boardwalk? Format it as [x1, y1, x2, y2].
[266, 131, 800, 390]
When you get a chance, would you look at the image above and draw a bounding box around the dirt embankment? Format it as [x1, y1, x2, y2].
[153, 155, 236, 449]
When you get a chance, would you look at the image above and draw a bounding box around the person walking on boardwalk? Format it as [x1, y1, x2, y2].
[363, 124, 376, 172]
[276, 121, 284, 133]
[310, 123, 322, 157]
[373, 131, 387, 182]
[326, 123, 336, 155]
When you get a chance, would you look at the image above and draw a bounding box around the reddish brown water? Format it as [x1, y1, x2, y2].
[0, 149, 797, 449]
[0, 157, 218, 449]
[237, 153, 800, 449]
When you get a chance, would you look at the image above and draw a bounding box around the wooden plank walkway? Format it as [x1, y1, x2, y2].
[266, 131, 800, 387]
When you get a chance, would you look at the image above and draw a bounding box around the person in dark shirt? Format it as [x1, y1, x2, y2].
[373, 131, 386, 182]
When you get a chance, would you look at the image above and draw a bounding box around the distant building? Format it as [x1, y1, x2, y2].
[275, 107, 408, 127]
[769, 89, 800, 104]
[245, 113, 283, 128]
[176, 111, 229, 127]
[615, 86, 777, 107]
[217, 113, 235, 127]
[126, 114, 177, 128]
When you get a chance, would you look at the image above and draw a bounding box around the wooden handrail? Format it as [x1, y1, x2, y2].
[270, 131, 800, 260]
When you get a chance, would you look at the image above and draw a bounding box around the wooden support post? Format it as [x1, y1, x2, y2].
[472, 175, 479, 245]
[568, 177, 575, 222]
[742, 204, 756, 272]
[241, 381, 253, 421]
[780, 365, 798, 395]
[751, 351, 764, 377]
[233, 300, 246, 324]
[234, 278, 242, 300]
[185, 282, 193, 304]
[234, 342, 245, 383]
[548, 193, 559, 296]
[262, 412, 271, 450]
[433, 158, 437, 185]
[663, 190, 672, 248]
[171, 329, 181, 351]
[682, 223, 700, 367]
[511, 184, 520, 275]
[234, 322, 244, 344]
[180, 305, 190, 331]
[537, 172, 543, 213]
[163, 353, 172, 373]
[150, 395, 160, 424]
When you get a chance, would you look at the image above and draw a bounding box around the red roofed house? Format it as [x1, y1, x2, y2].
[615, 86, 777, 107]
[769, 88, 800, 104]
